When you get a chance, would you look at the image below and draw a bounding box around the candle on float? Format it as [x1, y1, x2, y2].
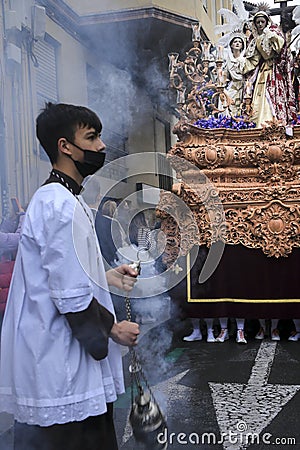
[217, 45, 224, 60]
[202, 41, 211, 59]
[245, 80, 252, 96]
[192, 22, 201, 42]
[177, 87, 186, 104]
[168, 53, 179, 73]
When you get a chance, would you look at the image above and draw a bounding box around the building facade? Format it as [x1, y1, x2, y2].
[0, 0, 231, 217]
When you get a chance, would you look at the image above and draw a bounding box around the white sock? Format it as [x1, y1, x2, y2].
[236, 318, 244, 330]
[271, 319, 279, 330]
[219, 317, 228, 329]
[293, 319, 300, 332]
[190, 318, 200, 332]
[206, 318, 213, 330]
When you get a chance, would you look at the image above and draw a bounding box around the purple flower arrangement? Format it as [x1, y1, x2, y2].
[292, 114, 300, 125]
[194, 115, 257, 130]
[196, 88, 215, 115]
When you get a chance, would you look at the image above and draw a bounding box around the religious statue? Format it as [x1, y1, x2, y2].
[224, 33, 246, 117]
[243, 9, 297, 128]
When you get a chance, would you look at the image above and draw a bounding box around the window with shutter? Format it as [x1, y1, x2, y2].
[34, 37, 58, 160]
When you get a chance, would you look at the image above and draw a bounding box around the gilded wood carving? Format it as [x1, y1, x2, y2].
[157, 122, 300, 262]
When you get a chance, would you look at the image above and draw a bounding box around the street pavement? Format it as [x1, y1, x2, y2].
[1, 318, 299, 450]
[114, 318, 300, 450]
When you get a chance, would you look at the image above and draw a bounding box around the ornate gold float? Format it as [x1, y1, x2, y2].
[158, 120, 300, 264]
[158, 21, 300, 266]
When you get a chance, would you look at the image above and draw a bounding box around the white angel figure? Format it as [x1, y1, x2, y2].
[292, 5, 300, 50]
[214, 0, 251, 47]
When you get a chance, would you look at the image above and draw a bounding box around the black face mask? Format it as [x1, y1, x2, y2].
[67, 141, 106, 178]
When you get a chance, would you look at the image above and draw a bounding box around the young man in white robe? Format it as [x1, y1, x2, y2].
[0, 102, 140, 450]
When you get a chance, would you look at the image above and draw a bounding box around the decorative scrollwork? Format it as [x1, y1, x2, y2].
[225, 201, 300, 258]
[158, 124, 300, 262]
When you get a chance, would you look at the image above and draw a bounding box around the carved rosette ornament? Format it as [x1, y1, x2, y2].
[225, 201, 300, 257]
[157, 122, 300, 262]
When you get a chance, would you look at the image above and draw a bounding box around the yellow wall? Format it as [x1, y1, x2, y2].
[63, 0, 225, 43]
[66, 0, 208, 18]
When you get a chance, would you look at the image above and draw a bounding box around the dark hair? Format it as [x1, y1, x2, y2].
[36, 102, 102, 164]
[102, 200, 117, 217]
[230, 37, 245, 51]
